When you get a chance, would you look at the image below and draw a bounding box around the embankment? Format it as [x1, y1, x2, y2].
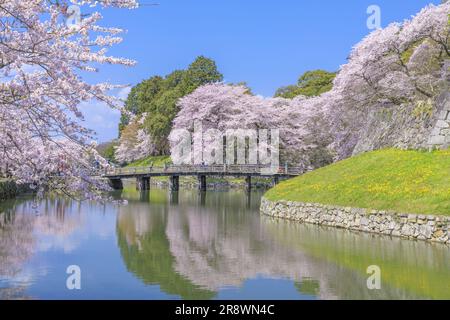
[260, 198, 449, 245]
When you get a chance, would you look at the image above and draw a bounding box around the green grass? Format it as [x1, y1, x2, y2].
[265, 149, 450, 215]
[125, 155, 172, 168]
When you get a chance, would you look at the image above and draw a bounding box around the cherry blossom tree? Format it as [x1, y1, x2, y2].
[329, 2, 449, 159]
[115, 113, 156, 164]
[169, 83, 334, 171]
[7, 137, 111, 199]
[0, 0, 137, 198]
[169, 3, 449, 171]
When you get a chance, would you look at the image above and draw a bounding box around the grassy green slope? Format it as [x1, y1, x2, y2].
[125, 155, 172, 167]
[265, 149, 450, 215]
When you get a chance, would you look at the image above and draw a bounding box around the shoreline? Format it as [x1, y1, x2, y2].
[0, 180, 31, 201]
[260, 197, 450, 245]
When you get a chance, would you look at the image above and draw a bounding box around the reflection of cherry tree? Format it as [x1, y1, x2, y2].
[165, 205, 337, 299]
[0, 285, 32, 300]
[0, 198, 83, 279]
[117, 202, 153, 251]
[180, 207, 218, 246]
[32, 198, 84, 253]
[117, 201, 216, 299]
[33, 198, 82, 237]
[116, 191, 448, 299]
[0, 206, 35, 277]
[164, 197, 446, 299]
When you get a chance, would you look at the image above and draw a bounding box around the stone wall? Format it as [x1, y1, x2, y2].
[351, 56, 450, 155]
[352, 91, 450, 155]
[260, 198, 450, 245]
[427, 95, 450, 149]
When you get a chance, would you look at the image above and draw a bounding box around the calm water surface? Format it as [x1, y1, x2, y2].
[0, 187, 449, 300]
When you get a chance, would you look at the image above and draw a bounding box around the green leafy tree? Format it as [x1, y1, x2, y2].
[119, 83, 143, 133]
[182, 56, 223, 91]
[274, 85, 299, 99]
[144, 88, 184, 153]
[118, 56, 223, 155]
[162, 70, 185, 91]
[96, 140, 118, 163]
[275, 70, 336, 99]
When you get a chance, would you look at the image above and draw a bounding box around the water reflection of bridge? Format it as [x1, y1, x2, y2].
[103, 165, 302, 191]
[134, 189, 252, 208]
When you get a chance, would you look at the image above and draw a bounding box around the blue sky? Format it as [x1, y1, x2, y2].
[81, 0, 441, 142]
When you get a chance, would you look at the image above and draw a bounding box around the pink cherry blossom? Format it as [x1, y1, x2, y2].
[0, 0, 137, 198]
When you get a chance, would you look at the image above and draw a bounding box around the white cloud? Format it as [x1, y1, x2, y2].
[117, 86, 132, 100]
[78, 87, 131, 142]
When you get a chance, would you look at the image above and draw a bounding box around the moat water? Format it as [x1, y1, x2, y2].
[0, 187, 449, 299]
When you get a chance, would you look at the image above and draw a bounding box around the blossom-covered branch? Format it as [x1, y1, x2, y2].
[0, 0, 137, 198]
